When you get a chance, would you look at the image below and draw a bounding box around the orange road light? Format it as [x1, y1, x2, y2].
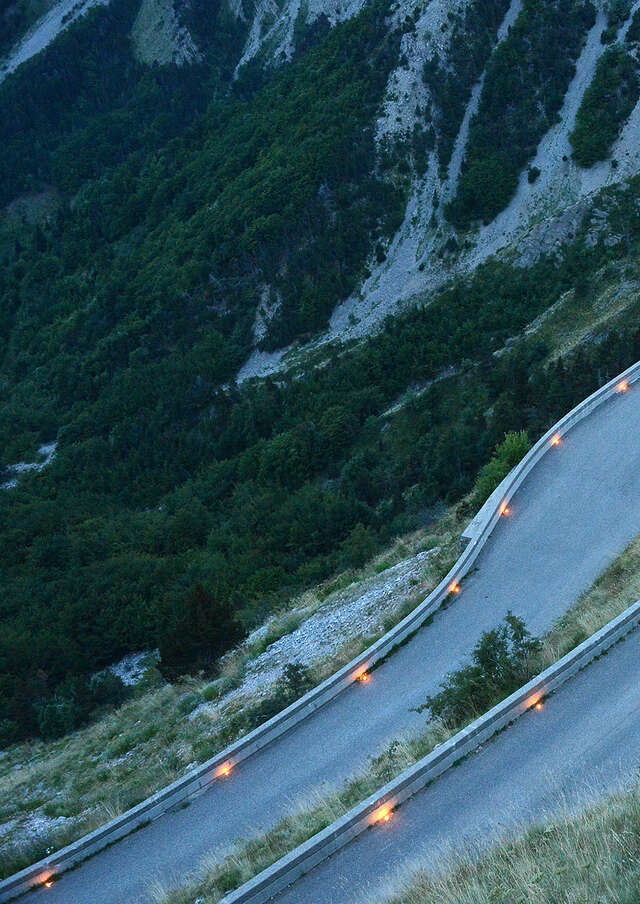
[618, 380, 629, 393]
[501, 504, 511, 516]
[550, 434, 561, 447]
[217, 763, 232, 778]
[358, 672, 370, 683]
[373, 805, 393, 824]
[535, 701, 543, 711]
[450, 583, 461, 595]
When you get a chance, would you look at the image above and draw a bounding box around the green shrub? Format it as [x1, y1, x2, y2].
[0, 719, 18, 748]
[473, 430, 531, 507]
[628, 8, 640, 41]
[244, 662, 315, 730]
[606, 0, 632, 26]
[423, 0, 511, 173]
[36, 700, 79, 740]
[417, 613, 541, 725]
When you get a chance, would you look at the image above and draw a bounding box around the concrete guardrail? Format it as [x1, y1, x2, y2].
[2, 360, 639, 901]
[218, 597, 640, 904]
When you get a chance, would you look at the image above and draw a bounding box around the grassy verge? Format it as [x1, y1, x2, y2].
[0, 510, 464, 879]
[149, 529, 640, 904]
[381, 779, 640, 904]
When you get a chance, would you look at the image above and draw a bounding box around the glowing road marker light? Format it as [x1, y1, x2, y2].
[535, 701, 543, 711]
[44, 881, 54, 889]
[618, 380, 629, 393]
[550, 434, 561, 447]
[358, 672, 370, 683]
[501, 504, 511, 516]
[374, 805, 393, 824]
[450, 583, 461, 595]
[217, 763, 232, 778]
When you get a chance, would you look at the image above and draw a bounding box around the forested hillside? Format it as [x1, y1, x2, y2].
[3, 0, 640, 745]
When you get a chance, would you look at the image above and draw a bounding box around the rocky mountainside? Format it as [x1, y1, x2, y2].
[2, 0, 640, 743]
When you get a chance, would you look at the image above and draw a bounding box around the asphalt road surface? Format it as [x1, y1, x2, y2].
[276, 623, 640, 904]
[31, 386, 640, 903]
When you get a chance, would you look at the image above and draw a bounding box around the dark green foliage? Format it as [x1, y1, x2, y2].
[2, 0, 640, 744]
[528, 165, 541, 183]
[449, 0, 596, 226]
[473, 430, 531, 506]
[417, 614, 541, 725]
[607, 0, 632, 26]
[571, 47, 640, 167]
[3, 199, 640, 742]
[0, 0, 216, 204]
[292, 9, 331, 56]
[628, 7, 640, 42]
[176, 0, 250, 76]
[158, 585, 245, 679]
[35, 673, 129, 740]
[422, 0, 511, 174]
[0, 0, 403, 380]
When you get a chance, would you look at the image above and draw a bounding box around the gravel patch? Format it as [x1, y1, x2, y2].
[192, 547, 438, 721]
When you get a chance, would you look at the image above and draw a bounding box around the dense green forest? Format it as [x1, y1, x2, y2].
[448, 0, 596, 226]
[571, 46, 640, 166]
[3, 167, 640, 743]
[0, 0, 404, 743]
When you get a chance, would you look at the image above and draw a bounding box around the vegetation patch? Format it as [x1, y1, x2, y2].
[628, 6, 640, 42]
[4, 177, 640, 743]
[448, 0, 596, 226]
[571, 45, 640, 167]
[422, 0, 511, 175]
[472, 430, 531, 508]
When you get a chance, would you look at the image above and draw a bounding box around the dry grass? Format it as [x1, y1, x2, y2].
[381, 779, 640, 904]
[0, 509, 464, 879]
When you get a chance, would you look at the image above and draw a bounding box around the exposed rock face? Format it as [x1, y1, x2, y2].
[131, 0, 201, 65]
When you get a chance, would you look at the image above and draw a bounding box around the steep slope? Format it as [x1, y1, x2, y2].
[241, 0, 640, 378]
[3, 0, 640, 750]
[19, 371, 640, 904]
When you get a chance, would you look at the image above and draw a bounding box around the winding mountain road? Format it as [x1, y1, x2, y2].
[30, 384, 640, 903]
[276, 618, 640, 904]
